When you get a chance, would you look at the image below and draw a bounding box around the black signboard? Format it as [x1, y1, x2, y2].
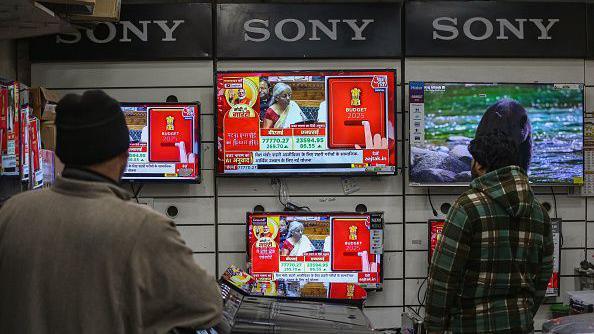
[216, 3, 401, 59]
[30, 3, 212, 61]
[406, 1, 586, 58]
[586, 5, 594, 58]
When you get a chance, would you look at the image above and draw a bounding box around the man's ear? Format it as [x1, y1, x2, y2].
[477, 161, 488, 175]
[119, 151, 129, 164]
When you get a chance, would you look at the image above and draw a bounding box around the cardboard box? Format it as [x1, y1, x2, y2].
[31, 87, 60, 121]
[70, 0, 120, 22]
[40, 121, 56, 151]
[37, 0, 95, 5]
[36, 0, 95, 16]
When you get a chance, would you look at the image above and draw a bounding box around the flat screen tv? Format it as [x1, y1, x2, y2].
[428, 218, 560, 297]
[409, 82, 584, 186]
[217, 70, 396, 176]
[247, 212, 384, 290]
[120, 102, 200, 182]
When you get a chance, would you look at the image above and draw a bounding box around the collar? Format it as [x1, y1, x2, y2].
[54, 168, 132, 201]
[62, 166, 120, 186]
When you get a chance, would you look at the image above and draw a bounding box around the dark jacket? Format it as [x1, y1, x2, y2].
[0, 172, 222, 333]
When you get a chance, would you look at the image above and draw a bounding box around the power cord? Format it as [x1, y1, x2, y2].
[272, 178, 310, 212]
[416, 277, 428, 314]
[406, 305, 422, 319]
[131, 183, 144, 204]
[427, 188, 438, 217]
[550, 186, 558, 219]
[549, 186, 563, 248]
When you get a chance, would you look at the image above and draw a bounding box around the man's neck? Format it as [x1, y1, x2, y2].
[62, 166, 119, 186]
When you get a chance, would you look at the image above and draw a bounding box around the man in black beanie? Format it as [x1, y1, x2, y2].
[56, 90, 131, 181]
[0, 90, 222, 334]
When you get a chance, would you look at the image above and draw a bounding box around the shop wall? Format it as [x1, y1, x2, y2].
[31, 57, 592, 331]
[0, 40, 16, 81]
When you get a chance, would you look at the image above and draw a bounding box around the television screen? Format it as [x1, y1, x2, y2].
[219, 265, 368, 301]
[409, 82, 584, 186]
[217, 70, 396, 176]
[247, 212, 384, 290]
[428, 218, 560, 297]
[121, 102, 200, 182]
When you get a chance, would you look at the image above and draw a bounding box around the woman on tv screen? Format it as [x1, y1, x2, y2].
[280, 221, 315, 256]
[262, 82, 307, 129]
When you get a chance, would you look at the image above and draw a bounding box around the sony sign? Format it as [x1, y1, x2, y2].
[216, 3, 401, 58]
[432, 17, 559, 41]
[242, 19, 375, 42]
[56, 20, 185, 44]
[30, 3, 212, 61]
[405, 1, 585, 57]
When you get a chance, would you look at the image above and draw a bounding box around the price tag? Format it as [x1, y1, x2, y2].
[7, 140, 15, 155]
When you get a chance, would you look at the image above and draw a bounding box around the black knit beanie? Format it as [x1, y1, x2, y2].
[56, 90, 129, 165]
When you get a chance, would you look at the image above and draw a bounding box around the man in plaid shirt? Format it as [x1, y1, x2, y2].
[424, 131, 554, 334]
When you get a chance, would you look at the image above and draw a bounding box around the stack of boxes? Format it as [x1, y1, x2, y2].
[31, 87, 63, 183]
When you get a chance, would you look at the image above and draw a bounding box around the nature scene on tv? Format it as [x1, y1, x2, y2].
[410, 83, 583, 185]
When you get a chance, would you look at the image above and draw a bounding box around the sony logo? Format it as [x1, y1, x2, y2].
[56, 20, 185, 44]
[433, 17, 559, 41]
[243, 19, 374, 42]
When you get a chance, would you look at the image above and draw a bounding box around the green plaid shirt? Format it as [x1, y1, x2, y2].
[424, 166, 554, 334]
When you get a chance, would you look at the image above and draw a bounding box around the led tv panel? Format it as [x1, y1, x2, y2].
[217, 70, 396, 176]
[409, 82, 583, 186]
[247, 212, 384, 290]
[121, 102, 200, 182]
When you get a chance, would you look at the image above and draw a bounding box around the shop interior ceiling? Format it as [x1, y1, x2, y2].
[0, 0, 121, 40]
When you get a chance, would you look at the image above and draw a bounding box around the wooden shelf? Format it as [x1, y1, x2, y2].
[0, 0, 121, 39]
[0, 0, 77, 39]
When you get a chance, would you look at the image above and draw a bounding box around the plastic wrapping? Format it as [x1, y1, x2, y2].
[542, 313, 594, 333]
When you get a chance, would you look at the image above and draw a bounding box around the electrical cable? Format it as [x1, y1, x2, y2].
[550, 186, 558, 219]
[274, 178, 311, 212]
[416, 277, 428, 314]
[280, 178, 289, 207]
[550, 187, 563, 248]
[406, 305, 421, 319]
[427, 188, 438, 217]
[273, 177, 287, 207]
[131, 183, 144, 204]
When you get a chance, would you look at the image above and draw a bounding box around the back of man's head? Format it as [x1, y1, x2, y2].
[56, 90, 129, 171]
[468, 130, 520, 173]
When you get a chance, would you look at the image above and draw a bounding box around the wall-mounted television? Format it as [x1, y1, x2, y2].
[409, 82, 584, 186]
[247, 212, 384, 290]
[428, 218, 560, 297]
[217, 70, 396, 176]
[428, 219, 445, 263]
[121, 102, 200, 182]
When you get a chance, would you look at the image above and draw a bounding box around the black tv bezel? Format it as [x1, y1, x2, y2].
[245, 211, 385, 291]
[215, 69, 398, 177]
[120, 101, 202, 184]
[408, 81, 585, 187]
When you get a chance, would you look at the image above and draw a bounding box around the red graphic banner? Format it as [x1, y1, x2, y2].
[149, 107, 193, 162]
